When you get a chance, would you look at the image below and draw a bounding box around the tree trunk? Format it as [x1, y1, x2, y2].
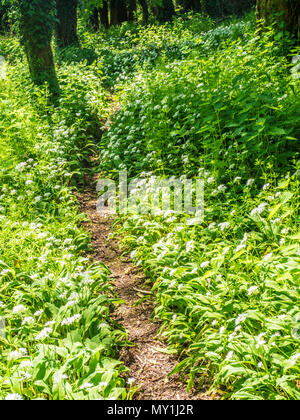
[201, 0, 255, 18]
[24, 43, 59, 92]
[128, 0, 137, 21]
[177, 0, 201, 13]
[257, 0, 300, 42]
[110, 0, 128, 25]
[233, 0, 256, 15]
[153, 0, 175, 22]
[0, 4, 10, 33]
[55, 0, 79, 47]
[138, 0, 149, 22]
[90, 8, 100, 32]
[18, 0, 59, 96]
[99, 1, 109, 28]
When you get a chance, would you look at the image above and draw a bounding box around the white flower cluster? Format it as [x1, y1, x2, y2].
[236, 232, 248, 252]
[61, 314, 82, 327]
[250, 202, 267, 217]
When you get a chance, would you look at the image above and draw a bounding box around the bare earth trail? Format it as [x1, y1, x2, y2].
[77, 183, 213, 400]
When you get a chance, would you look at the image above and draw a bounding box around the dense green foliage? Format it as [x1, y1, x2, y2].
[0, 9, 299, 401]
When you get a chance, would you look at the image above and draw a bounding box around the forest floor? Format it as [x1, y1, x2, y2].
[76, 179, 214, 400]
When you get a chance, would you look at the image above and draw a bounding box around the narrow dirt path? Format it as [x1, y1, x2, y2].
[77, 182, 213, 400]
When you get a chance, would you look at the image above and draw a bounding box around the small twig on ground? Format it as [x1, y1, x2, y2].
[132, 287, 152, 295]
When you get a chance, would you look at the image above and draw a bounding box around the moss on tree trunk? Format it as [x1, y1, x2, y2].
[19, 0, 59, 97]
[24, 43, 59, 93]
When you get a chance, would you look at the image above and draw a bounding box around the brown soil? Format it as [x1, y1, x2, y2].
[77, 182, 214, 401]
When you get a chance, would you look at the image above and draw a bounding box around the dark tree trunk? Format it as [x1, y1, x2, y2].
[152, 0, 175, 22]
[90, 8, 100, 32]
[128, 0, 137, 21]
[178, 0, 201, 12]
[201, 0, 255, 18]
[233, 0, 256, 15]
[18, 0, 59, 96]
[55, 0, 79, 48]
[91, 2, 109, 31]
[99, 1, 109, 28]
[110, 0, 128, 25]
[138, 0, 149, 22]
[257, 0, 300, 43]
[0, 4, 10, 33]
[24, 43, 58, 90]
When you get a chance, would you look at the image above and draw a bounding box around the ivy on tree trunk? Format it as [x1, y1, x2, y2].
[91, 2, 109, 31]
[18, 0, 59, 96]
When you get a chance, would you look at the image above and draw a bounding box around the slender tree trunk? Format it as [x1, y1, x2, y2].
[128, 0, 137, 21]
[138, 0, 149, 22]
[257, 0, 300, 42]
[110, 0, 128, 25]
[233, 0, 256, 15]
[18, 0, 59, 96]
[153, 0, 175, 22]
[201, 0, 255, 17]
[55, 0, 79, 47]
[99, 1, 109, 28]
[177, 0, 201, 12]
[0, 5, 10, 33]
[90, 8, 100, 32]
